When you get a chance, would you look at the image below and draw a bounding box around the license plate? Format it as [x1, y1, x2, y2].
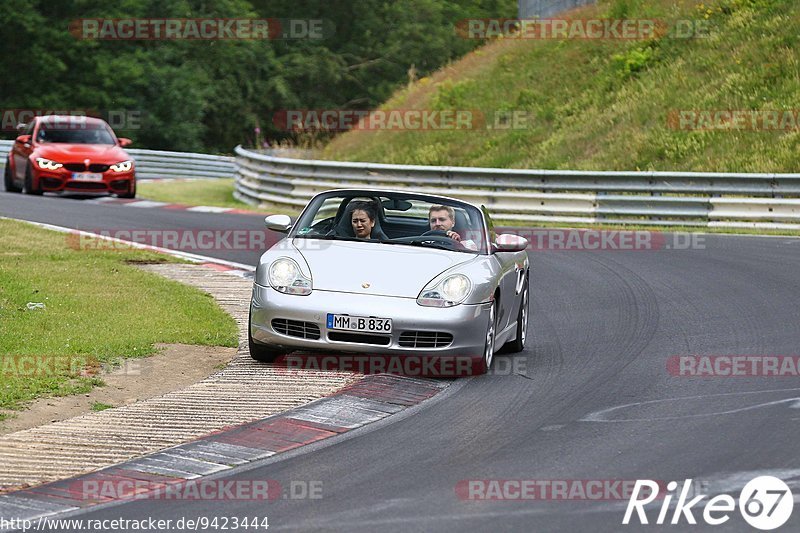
[327, 313, 392, 334]
[72, 172, 103, 181]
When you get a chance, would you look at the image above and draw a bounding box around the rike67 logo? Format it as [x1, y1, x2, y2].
[624, 476, 793, 530]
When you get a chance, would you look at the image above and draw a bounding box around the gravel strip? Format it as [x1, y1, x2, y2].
[0, 264, 359, 491]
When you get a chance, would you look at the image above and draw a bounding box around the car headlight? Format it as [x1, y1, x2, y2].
[268, 258, 312, 295]
[35, 158, 62, 170]
[417, 274, 471, 307]
[110, 160, 133, 172]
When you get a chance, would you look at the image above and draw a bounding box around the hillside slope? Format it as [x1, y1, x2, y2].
[322, 0, 800, 172]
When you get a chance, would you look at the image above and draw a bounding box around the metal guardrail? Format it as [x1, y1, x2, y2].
[5, 137, 799, 230]
[233, 145, 800, 230]
[126, 148, 234, 180]
[0, 140, 234, 180]
[0, 140, 14, 165]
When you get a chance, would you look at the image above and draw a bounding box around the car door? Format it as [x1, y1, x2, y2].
[482, 206, 519, 339]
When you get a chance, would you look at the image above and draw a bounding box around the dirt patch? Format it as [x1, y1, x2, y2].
[0, 343, 236, 435]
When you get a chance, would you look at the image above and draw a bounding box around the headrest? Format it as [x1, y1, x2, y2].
[454, 208, 470, 238]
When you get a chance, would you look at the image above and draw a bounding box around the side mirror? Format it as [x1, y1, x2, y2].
[494, 234, 528, 253]
[15, 134, 31, 145]
[265, 214, 292, 233]
[118, 137, 133, 147]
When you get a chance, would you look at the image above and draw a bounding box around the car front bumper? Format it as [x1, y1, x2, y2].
[250, 282, 491, 357]
[33, 168, 135, 195]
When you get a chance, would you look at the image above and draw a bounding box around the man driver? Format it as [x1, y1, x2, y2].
[428, 205, 461, 241]
[427, 205, 479, 250]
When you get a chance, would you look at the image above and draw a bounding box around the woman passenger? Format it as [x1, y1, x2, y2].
[350, 201, 377, 239]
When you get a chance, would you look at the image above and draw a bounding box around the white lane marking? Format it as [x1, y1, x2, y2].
[126, 200, 170, 208]
[0, 217, 255, 272]
[580, 387, 800, 423]
[689, 468, 800, 497]
[0, 496, 79, 527]
[187, 205, 234, 213]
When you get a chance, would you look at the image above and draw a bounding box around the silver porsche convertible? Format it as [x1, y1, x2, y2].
[248, 189, 529, 374]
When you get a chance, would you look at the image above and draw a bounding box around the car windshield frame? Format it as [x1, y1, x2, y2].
[35, 120, 117, 145]
[290, 189, 490, 255]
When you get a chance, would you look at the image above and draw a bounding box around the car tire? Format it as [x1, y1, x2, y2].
[4, 160, 21, 193]
[502, 279, 528, 354]
[248, 311, 284, 363]
[117, 180, 136, 199]
[23, 164, 42, 195]
[473, 300, 496, 375]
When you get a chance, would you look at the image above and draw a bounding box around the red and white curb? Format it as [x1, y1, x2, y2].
[0, 375, 448, 526]
[90, 196, 263, 216]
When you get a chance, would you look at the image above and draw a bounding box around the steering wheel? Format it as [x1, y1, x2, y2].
[421, 229, 449, 237]
[391, 233, 462, 249]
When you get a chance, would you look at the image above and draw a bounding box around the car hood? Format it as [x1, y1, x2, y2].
[35, 143, 130, 163]
[295, 239, 476, 298]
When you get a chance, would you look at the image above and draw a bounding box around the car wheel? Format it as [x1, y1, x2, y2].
[473, 301, 496, 375]
[23, 164, 42, 195]
[4, 160, 21, 193]
[248, 310, 284, 363]
[117, 180, 136, 199]
[503, 280, 528, 353]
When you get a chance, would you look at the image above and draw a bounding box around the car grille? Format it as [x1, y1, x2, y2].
[398, 331, 453, 348]
[63, 163, 110, 172]
[66, 181, 107, 190]
[271, 319, 321, 340]
[328, 332, 391, 346]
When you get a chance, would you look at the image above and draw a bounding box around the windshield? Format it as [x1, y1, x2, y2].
[292, 192, 487, 254]
[36, 122, 116, 144]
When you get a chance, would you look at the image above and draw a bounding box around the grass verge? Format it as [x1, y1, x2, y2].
[323, 0, 800, 173]
[0, 219, 238, 414]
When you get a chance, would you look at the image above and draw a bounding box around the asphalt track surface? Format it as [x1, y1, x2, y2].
[3, 191, 800, 532]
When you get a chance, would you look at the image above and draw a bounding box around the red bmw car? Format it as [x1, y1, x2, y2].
[4, 115, 136, 197]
